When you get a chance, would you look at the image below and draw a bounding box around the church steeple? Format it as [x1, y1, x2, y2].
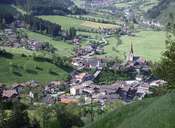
[127, 42, 134, 62]
[130, 42, 134, 54]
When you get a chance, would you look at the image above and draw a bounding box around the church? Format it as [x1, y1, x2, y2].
[127, 42, 146, 66]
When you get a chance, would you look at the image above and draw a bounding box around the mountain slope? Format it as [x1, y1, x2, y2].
[85, 92, 175, 128]
[146, 0, 175, 23]
[0, 0, 85, 15]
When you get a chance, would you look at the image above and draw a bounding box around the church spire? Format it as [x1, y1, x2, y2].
[127, 41, 134, 62]
[130, 42, 134, 54]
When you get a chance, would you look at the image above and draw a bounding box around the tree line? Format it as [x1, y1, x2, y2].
[24, 15, 77, 40]
[24, 15, 62, 37]
[152, 14, 175, 91]
[0, 13, 77, 40]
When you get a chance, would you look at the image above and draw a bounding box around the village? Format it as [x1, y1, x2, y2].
[0, 42, 167, 109]
[0, 0, 166, 114]
[0, 22, 56, 53]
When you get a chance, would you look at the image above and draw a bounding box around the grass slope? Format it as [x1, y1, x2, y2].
[85, 92, 175, 128]
[100, 31, 166, 61]
[0, 54, 70, 85]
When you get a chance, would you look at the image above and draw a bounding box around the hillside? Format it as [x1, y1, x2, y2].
[0, 52, 71, 85]
[85, 92, 175, 128]
[0, 0, 85, 15]
[146, 0, 175, 23]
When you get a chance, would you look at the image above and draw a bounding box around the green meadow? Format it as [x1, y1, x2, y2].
[38, 15, 118, 30]
[100, 31, 166, 61]
[0, 54, 70, 85]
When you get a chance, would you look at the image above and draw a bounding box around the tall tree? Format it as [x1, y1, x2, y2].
[0, 85, 6, 128]
[55, 104, 84, 128]
[7, 100, 31, 128]
[153, 13, 175, 86]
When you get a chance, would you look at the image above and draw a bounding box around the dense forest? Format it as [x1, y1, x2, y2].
[0, 0, 86, 15]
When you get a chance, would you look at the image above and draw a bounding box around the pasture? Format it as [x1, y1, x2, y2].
[0, 54, 70, 85]
[100, 31, 166, 61]
[38, 15, 118, 29]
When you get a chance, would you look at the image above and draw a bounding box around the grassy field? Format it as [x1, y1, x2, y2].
[0, 47, 36, 55]
[85, 92, 175, 128]
[81, 21, 117, 29]
[100, 31, 166, 61]
[38, 15, 118, 30]
[0, 54, 70, 85]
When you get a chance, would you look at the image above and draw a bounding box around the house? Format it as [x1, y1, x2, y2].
[12, 83, 26, 93]
[44, 81, 62, 94]
[136, 84, 150, 100]
[70, 85, 84, 96]
[50, 81, 62, 86]
[75, 73, 87, 83]
[73, 38, 80, 45]
[150, 80, 167, 87]
[2, 89, 18, 100]
[84, 58, 104, 69]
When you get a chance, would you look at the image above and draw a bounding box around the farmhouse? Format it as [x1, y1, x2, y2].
[2, 89, 19, 101]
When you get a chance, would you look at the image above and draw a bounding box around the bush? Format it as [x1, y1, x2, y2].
[0, 49, 13, 59]
[13, 71, 22, 77]
[26, 69, 38, 74]
[49, 69, 58, 76]
[21, 54, 27, 57]
[33, 56, 52, 63]
[35, 66, 43, 71]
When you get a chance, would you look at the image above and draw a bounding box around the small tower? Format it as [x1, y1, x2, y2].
[127, 42, 134, 62]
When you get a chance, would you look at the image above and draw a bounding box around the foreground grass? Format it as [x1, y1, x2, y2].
[85, 92, 175, 128]
[0, 54, 70, 85]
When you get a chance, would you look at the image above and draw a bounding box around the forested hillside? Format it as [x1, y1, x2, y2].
[0, 0, 86, 15]
[146, 0, 175, 23]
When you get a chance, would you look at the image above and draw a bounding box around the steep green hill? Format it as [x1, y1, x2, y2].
[85, 92, 175, 128]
